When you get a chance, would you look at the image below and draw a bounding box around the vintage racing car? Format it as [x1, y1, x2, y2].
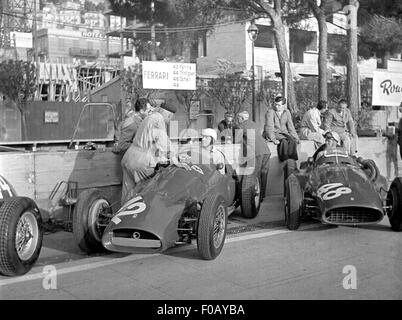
[283, 148, 402, 231]
[0, 174, 43, 276]
[73, 143, 263, 260]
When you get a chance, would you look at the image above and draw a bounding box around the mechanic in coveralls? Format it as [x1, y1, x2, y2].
[112, 98, 153, 155]
[120, 103, 189, 203]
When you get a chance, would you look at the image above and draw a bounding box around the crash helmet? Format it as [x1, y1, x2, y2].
[201, 128, 218, 142]
[324, 131, 340, 145]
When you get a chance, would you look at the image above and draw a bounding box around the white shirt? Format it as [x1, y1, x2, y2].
[301, 108, 324, 134]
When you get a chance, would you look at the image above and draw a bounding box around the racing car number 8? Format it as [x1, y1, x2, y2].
[317, 183, 352, 201]
[111, 196, 146, 225]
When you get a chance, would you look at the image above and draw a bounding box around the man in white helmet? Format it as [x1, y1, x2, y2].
[200, 128, 225, 174]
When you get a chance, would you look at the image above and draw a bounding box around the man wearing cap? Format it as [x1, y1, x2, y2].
[112, 97, 153, 155]
[236, 110, 271, 200]
[322, 99, 357, 155]
[218, 111, 237, 143]
[200, 128, 225, 175]
[120, 102, 189, 203]
[263, 94, 300, 161]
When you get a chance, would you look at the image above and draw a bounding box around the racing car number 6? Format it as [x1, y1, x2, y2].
[111, 196, 146, 225]
[317, 183, 352, 201]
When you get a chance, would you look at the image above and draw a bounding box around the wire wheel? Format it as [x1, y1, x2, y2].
[15, 211, 39, 261]
[213, 204, 226, 249]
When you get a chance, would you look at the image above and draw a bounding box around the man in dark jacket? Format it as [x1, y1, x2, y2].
[236, 110, 271, 200]
[218, 111, 236, 143]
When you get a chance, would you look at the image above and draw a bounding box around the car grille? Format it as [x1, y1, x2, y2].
[324, 207, 383, 224]
[111, 229, 161, 249]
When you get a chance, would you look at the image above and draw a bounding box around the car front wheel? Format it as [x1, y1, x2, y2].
[0, 197, 43, 276]
[285, 175, 303, 230]
[387, 177, 402, 231]
[197, 194, 227, 260]
[73, 188, 111, 254]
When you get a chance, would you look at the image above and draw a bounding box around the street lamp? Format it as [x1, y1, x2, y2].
[247, 21, 259, 122]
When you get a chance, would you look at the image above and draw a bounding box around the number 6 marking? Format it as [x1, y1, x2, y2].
[318, 183, 352, 201]
[112, 196, 146, 225]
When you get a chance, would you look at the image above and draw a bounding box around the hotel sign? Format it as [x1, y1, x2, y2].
[142, 61, 196, 90]
[372, 71, 402, 107]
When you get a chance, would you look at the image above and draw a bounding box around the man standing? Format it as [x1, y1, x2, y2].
[218, 111, 236, 143]
[322, 99, 357, 155]
[112, 98, 153, 155]
[120, 103, 189, 203]
[236, 111, 271, 201]
[263, 95, 300, 161]
[299, 100, 327, 148]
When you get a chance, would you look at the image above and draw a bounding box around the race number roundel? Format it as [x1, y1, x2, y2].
[112, 196, 147, 225]
[317, 183, 352, 201]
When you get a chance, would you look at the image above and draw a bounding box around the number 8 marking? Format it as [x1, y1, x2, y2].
[318, 183, 352, 201]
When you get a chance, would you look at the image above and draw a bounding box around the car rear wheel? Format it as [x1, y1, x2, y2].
[285, 175, 303, 230]
[240, 174, 261, 218]
[387, 177, 402, 231]
[73, 188, 111, 254]
[0, 197, 43, 276]
[197, 194, 227, 260]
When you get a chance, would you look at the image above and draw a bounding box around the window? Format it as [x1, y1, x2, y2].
[254, 25, 275, 48]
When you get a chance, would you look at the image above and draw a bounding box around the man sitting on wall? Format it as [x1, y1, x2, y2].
[322, 99, 357, 155]
[299, 100, 327, 148]
[263, 94, 300, 161]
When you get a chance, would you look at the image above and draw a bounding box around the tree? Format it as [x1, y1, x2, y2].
[175, 89, 203, 128]
[121, 64, 156, 110]
[108, 0, 228, 62]
[226, 0, 306, 114]
[204, 73, 252, 116]
[0, 60, 36, 140]
[359, 15, 402, 69]
[305, 0, 331, 103]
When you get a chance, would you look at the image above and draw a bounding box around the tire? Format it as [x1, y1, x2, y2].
[73, 188, 110, 254]
[0, 197, 43, 276]
[387, 177, 402, 231]
[197, 194, 227, 260]
[284, 175, 303, 230]
[240, 174, 261, 218]
[283, 159, 297, 195]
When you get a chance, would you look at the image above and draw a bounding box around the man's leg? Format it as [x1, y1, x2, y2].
[287, 137, 298, 160]
[340, 133, 351, 155]
[121, 165, 135, 205]
[260, 153, 270, 200]
[278, 138, 289, 161]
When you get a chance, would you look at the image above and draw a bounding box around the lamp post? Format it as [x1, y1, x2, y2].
[247, 21, 259, 122]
